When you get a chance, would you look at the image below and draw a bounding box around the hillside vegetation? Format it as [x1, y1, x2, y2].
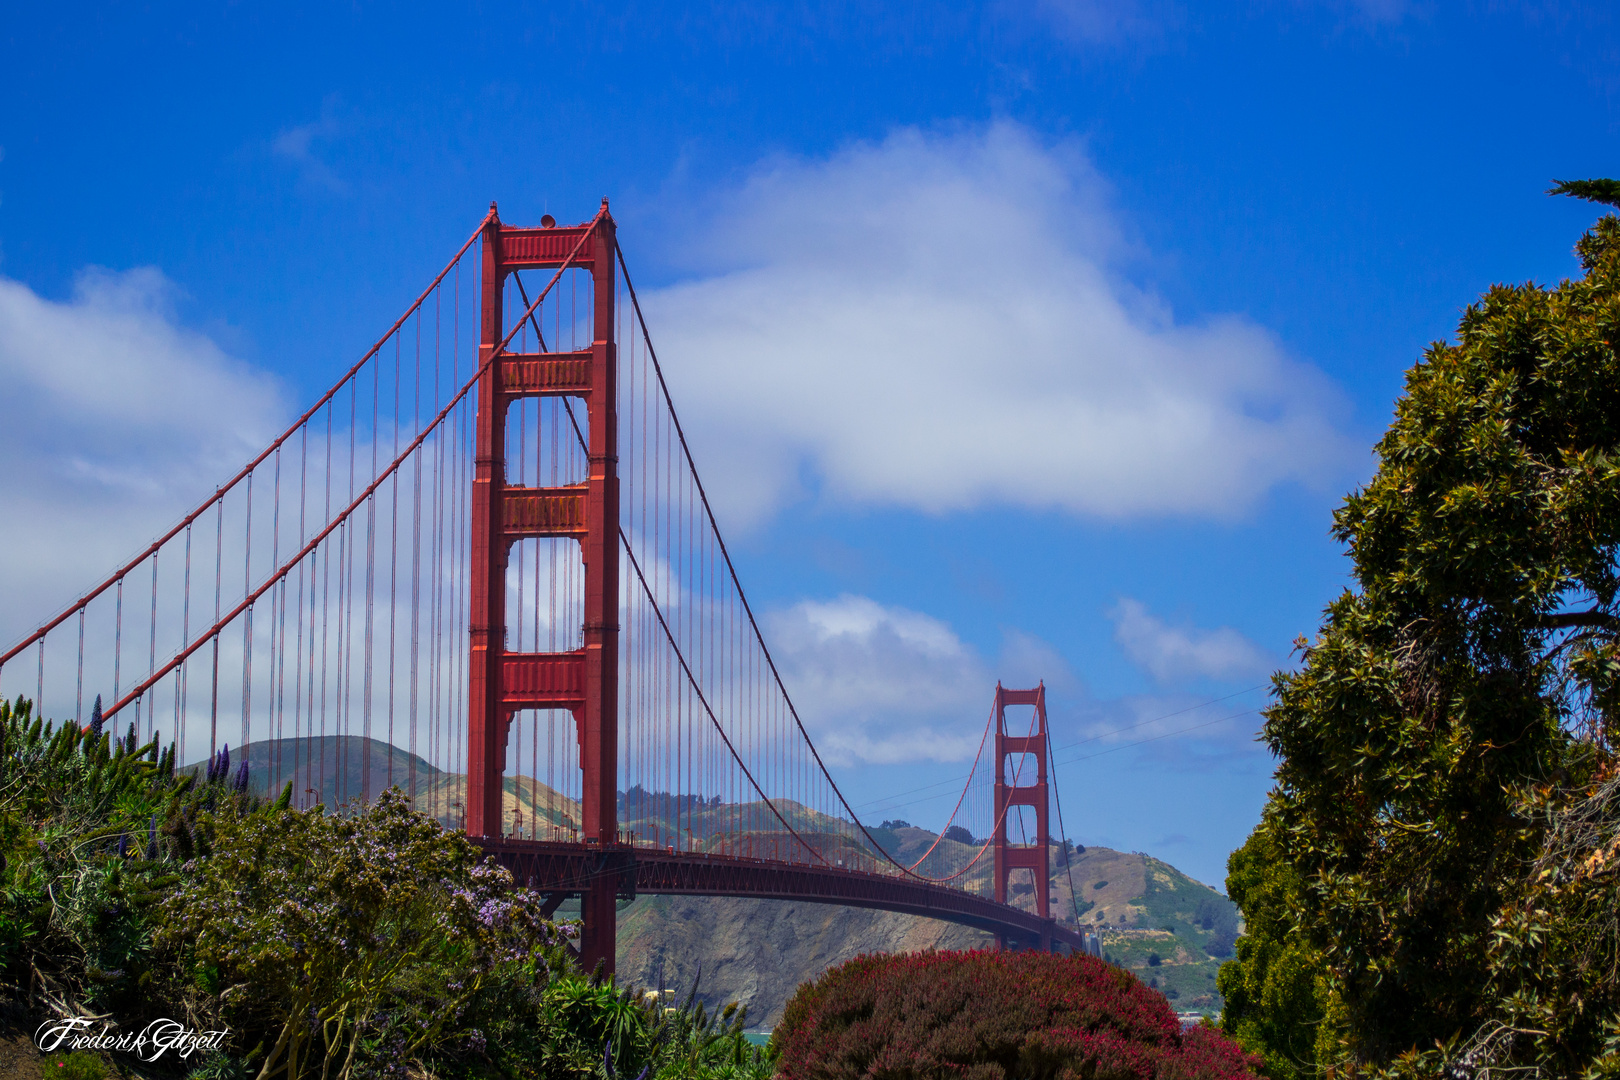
[8, 709, 771, 1079]
[615, 839, 1237, 1028]
[214, 736, 1240, 1027]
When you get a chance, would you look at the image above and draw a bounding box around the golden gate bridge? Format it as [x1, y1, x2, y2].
[0, 203, 1095, 973]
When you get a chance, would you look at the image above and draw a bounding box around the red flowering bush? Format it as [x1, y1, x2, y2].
[774, 949, 1260, 1080]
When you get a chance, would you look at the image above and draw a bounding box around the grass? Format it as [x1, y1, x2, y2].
[43, 1052, 107, 1080]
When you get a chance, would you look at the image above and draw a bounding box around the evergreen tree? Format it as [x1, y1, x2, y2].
[1230, 182, 1620, 1076]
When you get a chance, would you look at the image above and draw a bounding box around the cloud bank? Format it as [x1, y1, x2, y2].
[762, 594, 1071, 766]
[1110, 597, 1274, 685]
[0, 269, 286, 641]
[645, 122, 1356, 530]
[759, 593, 1275, 775]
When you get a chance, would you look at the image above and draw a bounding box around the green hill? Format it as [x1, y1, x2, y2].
[609, 834, 1238, 1029]
[209, 739, 1238, 1026]
[182, 736, 578, 832]
[183, 734, 442, 806]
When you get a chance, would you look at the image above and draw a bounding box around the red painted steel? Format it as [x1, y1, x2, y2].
[993, 683, 1052, 950]
[476, 839, 1089, 953]
[502, 351, 593, 395]
[3, 201, 1099, 976]
[0, 220, 489, 676]
[468, 203, 621, 975]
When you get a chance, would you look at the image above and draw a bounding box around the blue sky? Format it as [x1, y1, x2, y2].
[1, 2, 1616, 887]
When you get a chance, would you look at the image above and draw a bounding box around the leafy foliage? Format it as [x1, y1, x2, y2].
[1552, 179, 1620, 209]
[0, 695, 772, 1079]
[44, 1051, 109, 1079]
[1216, 825, 1325, 1080]
[0, 694, 195, 1017]
[773, 949, 1261, 1080]
[1230, 194, 1620, 1076]
[160, 788, 572, 1078]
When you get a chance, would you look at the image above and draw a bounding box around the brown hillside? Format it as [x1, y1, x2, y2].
[215, 741, 1236, 1025]
[609, 843, 1237, 1029]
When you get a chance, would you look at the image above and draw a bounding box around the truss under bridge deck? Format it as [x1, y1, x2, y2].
[478, 838, 1092, 953]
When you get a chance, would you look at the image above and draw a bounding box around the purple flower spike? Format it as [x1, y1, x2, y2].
[209, 744, 231, 784]
[233, 760, 250, 794]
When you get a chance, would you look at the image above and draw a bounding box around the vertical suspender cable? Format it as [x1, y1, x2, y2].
[180, 526, 192, 758]
[210, 499, 223, 759]
[242, 474, 255, 760]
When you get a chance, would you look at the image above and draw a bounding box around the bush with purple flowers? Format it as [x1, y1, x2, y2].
[161, 787, 573, 1078]
[0, 694, 192, 1019]
[1, 692, 774, 1080]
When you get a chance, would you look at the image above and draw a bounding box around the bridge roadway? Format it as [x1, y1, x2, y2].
[477, 837, 1088, 952]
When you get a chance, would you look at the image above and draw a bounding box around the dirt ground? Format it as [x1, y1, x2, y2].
[0, 1030, 46, 1080]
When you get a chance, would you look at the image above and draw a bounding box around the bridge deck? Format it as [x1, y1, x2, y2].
[477, 837, 1089, 951]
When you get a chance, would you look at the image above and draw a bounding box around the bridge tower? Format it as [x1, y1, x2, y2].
[993, 682, 1051, 950]
[468, 203, 621, 974]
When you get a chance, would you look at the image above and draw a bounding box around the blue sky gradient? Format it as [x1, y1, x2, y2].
[2, 1, 1616, 886]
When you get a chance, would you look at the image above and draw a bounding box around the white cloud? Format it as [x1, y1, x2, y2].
[997, 628, 1077, 692]
[645, 122, 1356, 531]
[272, 112, 347, 193]
[1068, 689, 1264, 750]
[764, 594, 1069, 766]
[1108, 597, 1273, 685]
[1026, 0, 1183, 45]
[766, 595, 986, 764]
[759, 592, 1269, 770]
[0, 268, 287, 644]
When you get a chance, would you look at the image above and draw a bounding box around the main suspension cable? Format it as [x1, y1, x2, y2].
[614, 241, 1036, 886]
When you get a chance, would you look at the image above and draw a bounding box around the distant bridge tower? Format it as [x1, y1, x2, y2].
[468, 203, 621, 974]
[993, 682, 1051, 950]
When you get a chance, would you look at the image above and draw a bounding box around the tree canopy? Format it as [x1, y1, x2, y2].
[1224, 189, 1620, 1077]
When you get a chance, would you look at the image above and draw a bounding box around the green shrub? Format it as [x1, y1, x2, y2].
[42, 1051, 107, 1080]
[160, 787, 570, 1078]
[0, 694, 194, 1018]
[0, 693, 772, 1080]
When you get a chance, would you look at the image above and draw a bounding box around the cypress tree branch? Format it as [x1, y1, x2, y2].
[1536, 610, 1620, 633]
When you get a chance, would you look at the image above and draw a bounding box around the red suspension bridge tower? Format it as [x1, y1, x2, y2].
[0, 200, 1096, 978]
[993, 682, 1051, 950]
[468, 203, 621, 971]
